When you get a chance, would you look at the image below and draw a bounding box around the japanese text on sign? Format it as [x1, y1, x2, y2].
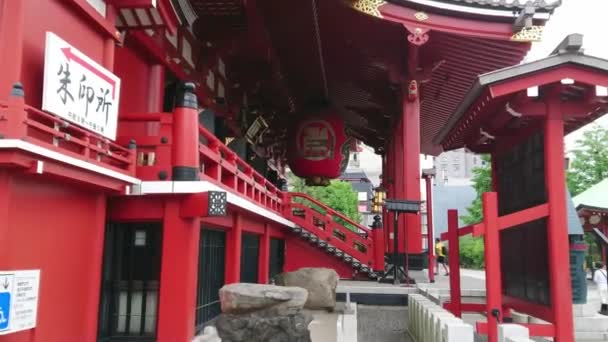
[42, 32, 121, 140]
[0, 270, 40, 336]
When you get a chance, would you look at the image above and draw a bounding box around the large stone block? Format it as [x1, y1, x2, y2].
[219, 283, 308, 314]
[275, 268, 339, 310]
[216, 308, 313, 342]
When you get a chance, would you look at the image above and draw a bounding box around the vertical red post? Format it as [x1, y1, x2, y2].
[147, 65, 165, 112]
[258, 223, 270, 284]
[372, 215, 386, 272]
[103, 3, 116, 71]
[225, 213, 242, 284]
[482, 192, 502, 342]
[544, 97, 574, 342]
[425, 175, 435, 283]
[172, 82, 200, 181]
[447, 209, 462, 317]
[157, 198, 201, 341]
[402, 92, 422, 254]
[0, 0, 24, 98]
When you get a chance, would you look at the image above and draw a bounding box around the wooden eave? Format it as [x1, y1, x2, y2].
[436, 40, 608, 152]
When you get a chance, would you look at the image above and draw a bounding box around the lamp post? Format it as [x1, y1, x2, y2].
[378, 199, 421, 285]
[370, 186, 387, 273]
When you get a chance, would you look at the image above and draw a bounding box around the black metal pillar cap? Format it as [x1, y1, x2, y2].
[10, 82, 24, 97]
[174, 81, 198, 109]
[372, 215, 383, 229]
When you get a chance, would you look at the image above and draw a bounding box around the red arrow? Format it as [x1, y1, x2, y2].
[61, 47, 116, 99]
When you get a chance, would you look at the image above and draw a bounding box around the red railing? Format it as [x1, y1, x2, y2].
[283, 192, 375, 266]
[198, 125, 285, 212]
[119, 112, 375, 265]
[0, 100, 136, 174]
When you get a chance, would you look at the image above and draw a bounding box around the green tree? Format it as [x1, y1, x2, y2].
[566, 124, 608, 196]
[461, 155, 492, 225]
[457, 155, 491, 269]
[288, 173, 362, 230]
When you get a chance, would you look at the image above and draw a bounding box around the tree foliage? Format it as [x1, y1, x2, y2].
[458, 155, 491, 269]
[288, 174, 362, 229]
[566, 124, 608, 196]
[461, 155, 492, 225]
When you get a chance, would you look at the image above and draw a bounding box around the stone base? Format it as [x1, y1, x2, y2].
[216, 308, 313, 342]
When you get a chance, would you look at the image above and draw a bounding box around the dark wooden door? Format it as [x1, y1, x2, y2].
[98, 223, 162, 341]
[240, 233, 260, 283]
[195, 228, 226, 333]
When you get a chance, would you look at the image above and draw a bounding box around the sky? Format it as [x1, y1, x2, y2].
[525, 0, 608, 150]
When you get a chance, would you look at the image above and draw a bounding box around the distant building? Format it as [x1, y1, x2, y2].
[339, 170, 375, 227]
[434, 148, 485, 185]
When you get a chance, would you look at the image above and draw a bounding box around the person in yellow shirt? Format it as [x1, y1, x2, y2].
[435, 238, 450, 276]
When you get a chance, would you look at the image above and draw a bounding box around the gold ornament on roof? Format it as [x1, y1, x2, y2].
[511, 25, 544, 42]
[414, 12, 429, 21]
[351, 0, 386, 18]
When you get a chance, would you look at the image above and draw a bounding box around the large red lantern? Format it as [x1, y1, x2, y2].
[287, 108, 350, 186]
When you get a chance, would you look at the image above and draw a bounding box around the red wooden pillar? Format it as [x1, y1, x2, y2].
[157, 198, 201, 341]
[482, 192, 502, 342]
[0, 0, 24, 97]
[386, 142, 395, 252]
[147, 64, 165, 112]
[402, 92, 422, 254]
[447, 209, 462, 317]
[544, 97, 574, 342]
[372, 215, 386, 272]
[225, 213, 243, 284]
[258, 223, 270, 283]
[172, 82, 200, 181]
[424, 175, 435, 283]
[103, 3, 116, 70]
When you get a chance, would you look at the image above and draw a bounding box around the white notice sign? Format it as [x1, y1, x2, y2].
[42, 32, 121, 140]
[0, 270, 41, 335]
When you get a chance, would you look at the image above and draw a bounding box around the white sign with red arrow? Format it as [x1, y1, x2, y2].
[42, 32, 121, 140]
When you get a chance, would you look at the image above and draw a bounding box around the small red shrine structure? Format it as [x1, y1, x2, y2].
[437, 34, 608, 342]
[0, 0, 570, 341]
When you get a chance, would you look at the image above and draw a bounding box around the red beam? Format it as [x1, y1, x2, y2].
[440, 222, 485, 241]
[497, 203, 549, 231]
[379, 3, 520, 40]
[503, 295, 553, 323]
[489, 65, 608, 98]
[69, 0, 121, 42]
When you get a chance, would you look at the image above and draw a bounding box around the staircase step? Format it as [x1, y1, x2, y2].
[289, 226, 377, 280]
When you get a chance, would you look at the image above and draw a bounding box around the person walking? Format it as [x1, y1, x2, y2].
[435, 238, 449, 276]
[593, 262, 608, 315]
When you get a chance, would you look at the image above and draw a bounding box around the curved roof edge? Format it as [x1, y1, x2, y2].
[574, 178, 608, 211]
[389, 0, 560, 19]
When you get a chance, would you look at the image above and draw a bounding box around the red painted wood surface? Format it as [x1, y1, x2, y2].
[0, 170, 106, 342]
[482, 192, 502, 342]
[447, 209, 462, 317]
[544, 97, 574, 342]
[424, 175, 435, 282]
[157, 199, 200, 341]
[283, 234, 354, 279]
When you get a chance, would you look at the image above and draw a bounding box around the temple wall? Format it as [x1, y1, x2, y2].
[0, 170, 106, 342]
